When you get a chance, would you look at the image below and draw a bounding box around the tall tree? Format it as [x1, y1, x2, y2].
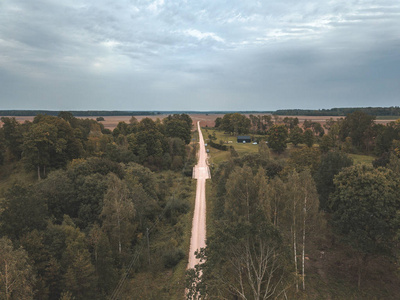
[329, 165, 400, 288]
[0, 237, 36, 300]
[340, 111, 375, 152]
[314, 151, 353, 211]
[266, 125, 288, 153]
[101, 173, 135, 257]
[0, 117, 24, 160]
[0, 183, 48, 240]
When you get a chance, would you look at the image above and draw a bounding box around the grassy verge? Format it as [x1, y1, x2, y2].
[348, 154, 375, 165]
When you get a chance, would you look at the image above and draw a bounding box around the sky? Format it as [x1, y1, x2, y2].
[0, 0, 399, 111]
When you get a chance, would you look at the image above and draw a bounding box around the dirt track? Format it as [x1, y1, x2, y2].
[187, 121, 210, 270]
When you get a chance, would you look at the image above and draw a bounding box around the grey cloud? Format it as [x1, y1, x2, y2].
[1, 0, 400, 110]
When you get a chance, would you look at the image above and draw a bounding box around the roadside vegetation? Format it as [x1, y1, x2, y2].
[187, 112, 400, 299]
[0, 113, 197, 299]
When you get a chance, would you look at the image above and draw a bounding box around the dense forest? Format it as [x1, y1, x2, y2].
[187, 112, 400, 299]
[0, 113, 197, 299]
[2, 110, 400, 299]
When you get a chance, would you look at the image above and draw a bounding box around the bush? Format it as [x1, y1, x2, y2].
[209, 140, 228, 151]
[162, 247, 185, 268]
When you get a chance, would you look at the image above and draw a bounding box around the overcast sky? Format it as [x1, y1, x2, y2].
[0, 0, 399, 111]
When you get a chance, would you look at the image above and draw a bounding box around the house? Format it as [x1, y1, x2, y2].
[237, 136, 251, 143]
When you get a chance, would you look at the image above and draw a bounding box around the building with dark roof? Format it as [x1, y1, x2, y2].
[237, 136, 251, 143]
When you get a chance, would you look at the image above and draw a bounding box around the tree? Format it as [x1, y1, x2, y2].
[0, 117, 24, 160]
[22, 116, 82, 179]
[0, 128, 5, 165]
[289, 126, 303, 147]
[164, 114, 193, 144]
[63, 251, 97, 300]
[329, 165, 400, 288]
[214, 117, 222, 128]
[219, 113, 251, 135]
[199, 218, 293, 299]
[314, 151, 353, 211]
[266, 125, 288, 153]
[319, 134, 334, 153]
[0, 183, 48, 240]
[0, 237, 36, 300]
[283, 117, 299, 129]
[340, 111, 375, 152]
[101, 173, 135, 257]
[89, 227, 117, 296]
[287, 147, 321, 174]
[311, 122, 324, 137]
[303, 129, 314, 148]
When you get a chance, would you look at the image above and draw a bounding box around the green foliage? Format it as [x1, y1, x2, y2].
[208, 140, 228, 151]
[314, 151, 353, 211]
[319, 134, 334, 153]
[164, 114, 193, 144]
[0, 117, 24, 160]
[64, 250, 97, 300]
[288, 146, 321, 174]
[0, 237, 36, 299]
[0, 183, 48, 240]
[283, 116, 299, 129]
[162, 247, 185, 268]
[267, 124, 288, 153]
[329, 165, 400, 256]
[219, 113, 251, 135]
[289, 126, 303, 146]
[303, 128, 314, 147]
[340, 111, 375, 152]
[199, 213, 293, 299]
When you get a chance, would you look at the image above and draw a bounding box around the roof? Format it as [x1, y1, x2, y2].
[237, 136, 251, 139]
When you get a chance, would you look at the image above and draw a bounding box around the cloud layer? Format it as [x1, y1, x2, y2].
[1, 0, 399, 110]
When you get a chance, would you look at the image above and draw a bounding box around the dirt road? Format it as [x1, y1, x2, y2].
[188, 121, 210, 270]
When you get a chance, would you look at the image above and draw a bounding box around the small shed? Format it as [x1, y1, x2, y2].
[237, 136, 251, 143]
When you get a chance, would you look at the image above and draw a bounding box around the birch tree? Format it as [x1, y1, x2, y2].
[101, 173, 135, 256]
[0, 237, 36, 300]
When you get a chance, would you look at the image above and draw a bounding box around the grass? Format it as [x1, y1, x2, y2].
[202, 128, 261, 166]
[375, 116, 400, 120]
[348, 154, 375, 165]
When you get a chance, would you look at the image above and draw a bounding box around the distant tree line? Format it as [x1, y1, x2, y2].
[275, 106, 400, 116]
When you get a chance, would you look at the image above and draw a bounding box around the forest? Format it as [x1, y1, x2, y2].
[188, 112, 400, 299]
[2, 110, 400, 299]
[0, 113, 197, 299]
